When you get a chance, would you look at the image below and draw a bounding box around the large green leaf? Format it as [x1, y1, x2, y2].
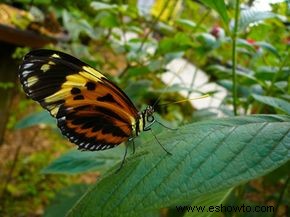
[183, 188, 233, 217]
[252, 94, 290, 115]
[67, 115, 290, 217]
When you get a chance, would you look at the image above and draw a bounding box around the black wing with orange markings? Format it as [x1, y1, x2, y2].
[18, 49, 139, 151]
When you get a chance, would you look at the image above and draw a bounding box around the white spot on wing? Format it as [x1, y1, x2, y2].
[59, 116, 66, 121]
[21, 70, 33, 77]
[23, 63, 34, 69]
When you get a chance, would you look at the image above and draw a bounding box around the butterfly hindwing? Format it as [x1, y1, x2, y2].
[19, 49, 139, 150]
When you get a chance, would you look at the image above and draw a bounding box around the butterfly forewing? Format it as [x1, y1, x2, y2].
[19, 49, 139, 151]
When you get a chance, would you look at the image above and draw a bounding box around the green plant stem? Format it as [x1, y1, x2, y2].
[232, 0, 240, 116]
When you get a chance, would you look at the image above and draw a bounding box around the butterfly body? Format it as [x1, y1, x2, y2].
[19, 49, 155, 151]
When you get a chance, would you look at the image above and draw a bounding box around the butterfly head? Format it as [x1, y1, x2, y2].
[144, 105, 155, 123]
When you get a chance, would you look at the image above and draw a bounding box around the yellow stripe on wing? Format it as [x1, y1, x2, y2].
[81, 66, 105, 82]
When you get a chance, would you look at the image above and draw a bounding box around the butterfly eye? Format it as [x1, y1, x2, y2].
[147, 115, 154, 123]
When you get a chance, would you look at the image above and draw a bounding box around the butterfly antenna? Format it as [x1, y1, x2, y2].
[153, 94, 209, 132]
[157, 94, 210, 107]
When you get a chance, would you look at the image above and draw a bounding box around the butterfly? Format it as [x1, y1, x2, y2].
[18, 49, 170, 158]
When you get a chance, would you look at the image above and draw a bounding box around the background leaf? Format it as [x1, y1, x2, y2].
[90, 1, 118, 11]
[252, 94, 290, 115]
[239, 9, 277, 32]
[14, 111, 55, 129]
[200, 0, 229, 24]
[44, 184, 90, 217]
[43, 184, 89, 217]
[255, 41, 280, 58]
[42, 148, 124, 174]
[67, 115, 290, 217]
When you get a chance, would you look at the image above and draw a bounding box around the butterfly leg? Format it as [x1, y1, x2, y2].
[132, 139, 136, 154]
[128, 137, 136, 154]
[144, 128, 172, 155]
[115, 144, 129, 173]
